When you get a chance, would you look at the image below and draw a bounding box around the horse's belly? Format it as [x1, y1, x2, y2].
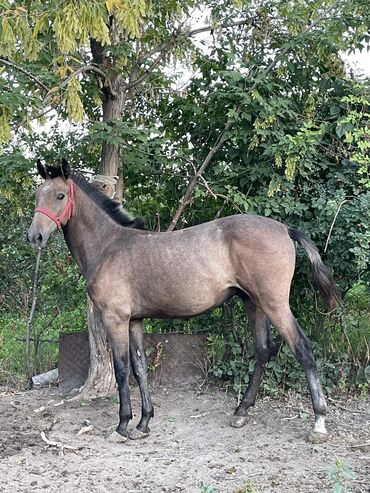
[133, 284, 235, 319]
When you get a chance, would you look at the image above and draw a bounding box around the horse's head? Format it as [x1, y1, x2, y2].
[27, 159, 74, 248]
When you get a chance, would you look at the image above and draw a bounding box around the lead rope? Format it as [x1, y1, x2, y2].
[25, 248, 42, 389]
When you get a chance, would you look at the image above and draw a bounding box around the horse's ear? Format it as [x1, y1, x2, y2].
[37, 159, 47, 180]
[61, 158, 70, 179]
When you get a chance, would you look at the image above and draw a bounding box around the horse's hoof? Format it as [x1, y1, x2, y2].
[129, 428, 149, 440]
[307, 430, 328, 444]
[230, 415, 247, 428]
[106, 430, 128, 443]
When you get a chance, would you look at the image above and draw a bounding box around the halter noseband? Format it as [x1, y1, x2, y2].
[35, 180, 75, 229]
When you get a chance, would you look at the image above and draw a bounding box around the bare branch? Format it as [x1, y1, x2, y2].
[167, 117, 234, 231]
[0, 57, 49, 93]
[186, 18, 248, 37]
[63, 65, 107, 85]
[12, 104, 55, 131]
[324, 197, 356, 253]
[198, 177, 245, 215]
[126, 51, 167, 90]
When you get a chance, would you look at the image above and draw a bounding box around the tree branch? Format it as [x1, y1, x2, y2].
[13, 64, 109, 126]
[0, 57, 49, 93]
[127, 18, 250, 91]
[43, 65, 108, 104]
[324, 197, 356, 253]
[126, 51, 167, 90]
[137, 19, 250, 66]
[187, 18, 248, 37]
[167, 117, 235, 231]
[10, 62, 109, 129]
[59, 65, 108, 90]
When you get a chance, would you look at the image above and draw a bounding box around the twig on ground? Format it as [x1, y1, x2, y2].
[189, 411, 211, 419]
[75, 425, 94, 438]
[282, 414, 300, 420]
[46, 418, 58, 433]
[40, 431, 81, 454]
[348, 442, 370, 450]
[328, 397, 370, 415]
[150, 457, 177, 462]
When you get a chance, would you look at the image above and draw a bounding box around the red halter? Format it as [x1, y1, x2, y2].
[35, 180, 75, 229]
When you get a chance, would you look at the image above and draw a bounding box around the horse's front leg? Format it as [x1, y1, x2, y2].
[128, 320, 154, 440]
[102, 312, 132, 442]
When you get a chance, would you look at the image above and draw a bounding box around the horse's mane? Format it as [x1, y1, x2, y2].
[45, 166, 145, 230]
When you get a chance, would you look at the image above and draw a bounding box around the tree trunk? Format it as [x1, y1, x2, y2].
[80, 39, 127, 397]
[100, 86, 126, 187]
[81, 298, 116, 396]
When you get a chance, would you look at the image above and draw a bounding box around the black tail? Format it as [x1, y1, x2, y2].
[288, 228, 341, 312]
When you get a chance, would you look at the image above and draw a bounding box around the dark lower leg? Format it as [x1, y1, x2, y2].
[130, 321, 154, 434]
[234, 302, 274, 417]
[265, 306, 328, 438]
[292, 322, 327, 431]
[234, 361, 265, 416]
[112, 348, 132, 437]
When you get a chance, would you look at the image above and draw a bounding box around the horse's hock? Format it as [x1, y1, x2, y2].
[58, 332, 207, 393]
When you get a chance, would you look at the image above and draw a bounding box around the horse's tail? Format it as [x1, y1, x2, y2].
[288, 228, 341, 312]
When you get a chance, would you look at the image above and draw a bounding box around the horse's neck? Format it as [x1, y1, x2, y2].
[63, 186, 119, 277]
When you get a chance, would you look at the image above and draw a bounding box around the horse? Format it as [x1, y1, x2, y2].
[27, 159, 340, 444]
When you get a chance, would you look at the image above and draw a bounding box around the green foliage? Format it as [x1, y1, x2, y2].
[339, 89, 370, 189]
[0, 143, 87, 385]
[327, 458, 356, 493]
[65, 77, 85, 122]
[0, 306, 85, 385]
[200, 482, 218, 493]
[206, 286, 369, 395]
[0, 0, 195, 128]
[234, 482, 257, 493]
[0, 0, 369, 390]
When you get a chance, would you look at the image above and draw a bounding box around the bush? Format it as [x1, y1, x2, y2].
[207, 283, 370, 396]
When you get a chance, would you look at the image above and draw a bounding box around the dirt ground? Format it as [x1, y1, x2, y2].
[0, 385, 368, 493]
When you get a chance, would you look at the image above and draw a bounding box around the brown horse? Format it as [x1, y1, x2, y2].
[27, 160, 340, 444]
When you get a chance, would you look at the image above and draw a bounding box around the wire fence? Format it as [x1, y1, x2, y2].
[1, 328, 208, 392]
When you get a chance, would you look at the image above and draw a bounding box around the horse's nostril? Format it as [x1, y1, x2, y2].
[37, 233, 43, 244]
[26, 232, 30, 243]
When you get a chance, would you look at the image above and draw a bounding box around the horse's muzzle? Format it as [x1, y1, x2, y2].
[27, 229, 46, 248]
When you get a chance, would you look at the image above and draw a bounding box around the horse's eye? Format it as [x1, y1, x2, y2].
[57, 193, 65, 200]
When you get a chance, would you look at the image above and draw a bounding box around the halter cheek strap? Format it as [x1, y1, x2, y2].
[35, 180, 75, 230]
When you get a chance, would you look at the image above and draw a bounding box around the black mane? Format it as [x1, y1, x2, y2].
[45, 166, 145, 229]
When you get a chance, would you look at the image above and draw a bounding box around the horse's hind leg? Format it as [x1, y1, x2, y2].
[262, 304, 328, 443]
[231, 300, 277, 428]
[128, 320, 154, 440]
